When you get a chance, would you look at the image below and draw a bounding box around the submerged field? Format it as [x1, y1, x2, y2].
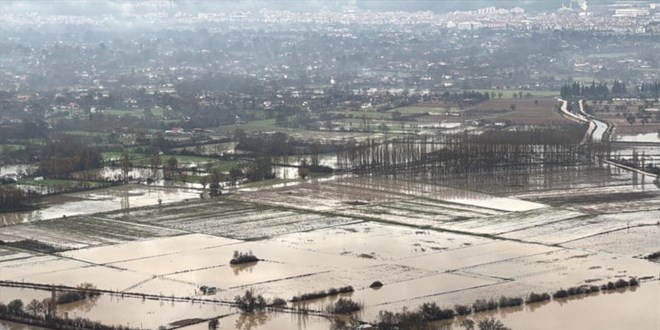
[0, 161, 658, 329]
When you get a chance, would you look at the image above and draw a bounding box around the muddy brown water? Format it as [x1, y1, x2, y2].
[0, 320, 50, 330]
[438, 282, 660, 330]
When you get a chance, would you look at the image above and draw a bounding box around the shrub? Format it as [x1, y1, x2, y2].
[615, 278, 630, 288]
[472, 298, 498, 313]
[498, 296, 523, 308]
[553, 289, 568, 299]
[566, 286, 585, 296]
[291, 290, 325, 302]
[230, 251, 259, 265]
[455, 304, 472, 316]
[270, 297, 287, 307]
[338, 286, 354, 294]
[586, 285, 600, 294]
[291, 286, 353, 302]
[645, 251, 660, 260]
[56, 284, 100, 304]
[629, 278, 639, 286]
[477, 318, 512, 330]
[419, 302, 454, 321]
[526, 292, 551, 304]
[234, 290, 267, 313]
[329, 298, 361, 314]
[369, 281, 384, 288]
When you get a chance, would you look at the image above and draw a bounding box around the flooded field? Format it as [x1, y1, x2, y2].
[57, 295, 234, 329]
[616, 133, 660, 143]
[0, 184, 201, 226]
[1, 162, 658, 330]
[178, 312, 334, 330]
[442, 282, 660, 330]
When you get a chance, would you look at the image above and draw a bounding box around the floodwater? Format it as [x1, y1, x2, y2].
[56, 294, 234, 329]
[178, 312, 334, 330]
[0, 286, 50, 304]
[1, 169, 658, 330]
[335, 177, 547, 212]
[616, 133, 660, 143]
[442, 282, 660, 330]
[0, 321, 50, 330]
[61, 233, 241, 265]
[0, 184, 201, 225]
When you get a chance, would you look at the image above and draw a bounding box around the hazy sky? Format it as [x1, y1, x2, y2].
[0, 0, 578, 16]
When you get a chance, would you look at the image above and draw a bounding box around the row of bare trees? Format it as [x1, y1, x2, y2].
[335, 126, 601, 178]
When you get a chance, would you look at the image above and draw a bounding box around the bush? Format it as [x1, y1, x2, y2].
[234, 290, 267, 313]
[369, 281, 384, 288]
[566, 286, 585, 296]
[498, 296, 523, 308]
[629, 278, 639, 286]
[419, 302, 454, 321]
[526, 292, 551, 304]
[291, 286, 354, 302]
[338, 286, 354, 294]
[55, 283, 100, 304]
[291, 290, 325, 302]
[615, 278, 630, 288]
[477, 318, 512, 330]
[472, 298, 498, 313]
[645, 251, 660, 260]
[455, 304, 472, 316]
[553, 289, 569, 299]
[328, 298, 361, 314]
[586, 285, 600, 294]
[270, 297, 287, 307]
[230, 251, 259, 265]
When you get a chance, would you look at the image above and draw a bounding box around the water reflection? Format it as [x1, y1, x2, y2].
[58, 295, 100, 315]
[235, 312, 270, 330]
[439, 284, 657, 330]
[231, 263, 257, 276]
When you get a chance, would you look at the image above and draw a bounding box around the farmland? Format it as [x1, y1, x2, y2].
[0, 159, 657, 329]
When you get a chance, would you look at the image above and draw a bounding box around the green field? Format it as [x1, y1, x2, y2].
[388, 106, 446, 114]
[0, 144, 26, 151]
[101, 108, 166, 119]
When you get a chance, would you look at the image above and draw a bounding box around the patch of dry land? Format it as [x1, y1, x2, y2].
[0, 163, 658, 330]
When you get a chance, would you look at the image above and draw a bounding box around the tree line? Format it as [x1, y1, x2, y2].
[560, 80, 660, 99]
[335, 125, 591, 177]
[36, 138, 102, 179]
[0, 186, 37, 212]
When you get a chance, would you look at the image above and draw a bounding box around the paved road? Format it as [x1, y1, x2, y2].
[578, 99, 609, 142]
[558, 98, 609, 143]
